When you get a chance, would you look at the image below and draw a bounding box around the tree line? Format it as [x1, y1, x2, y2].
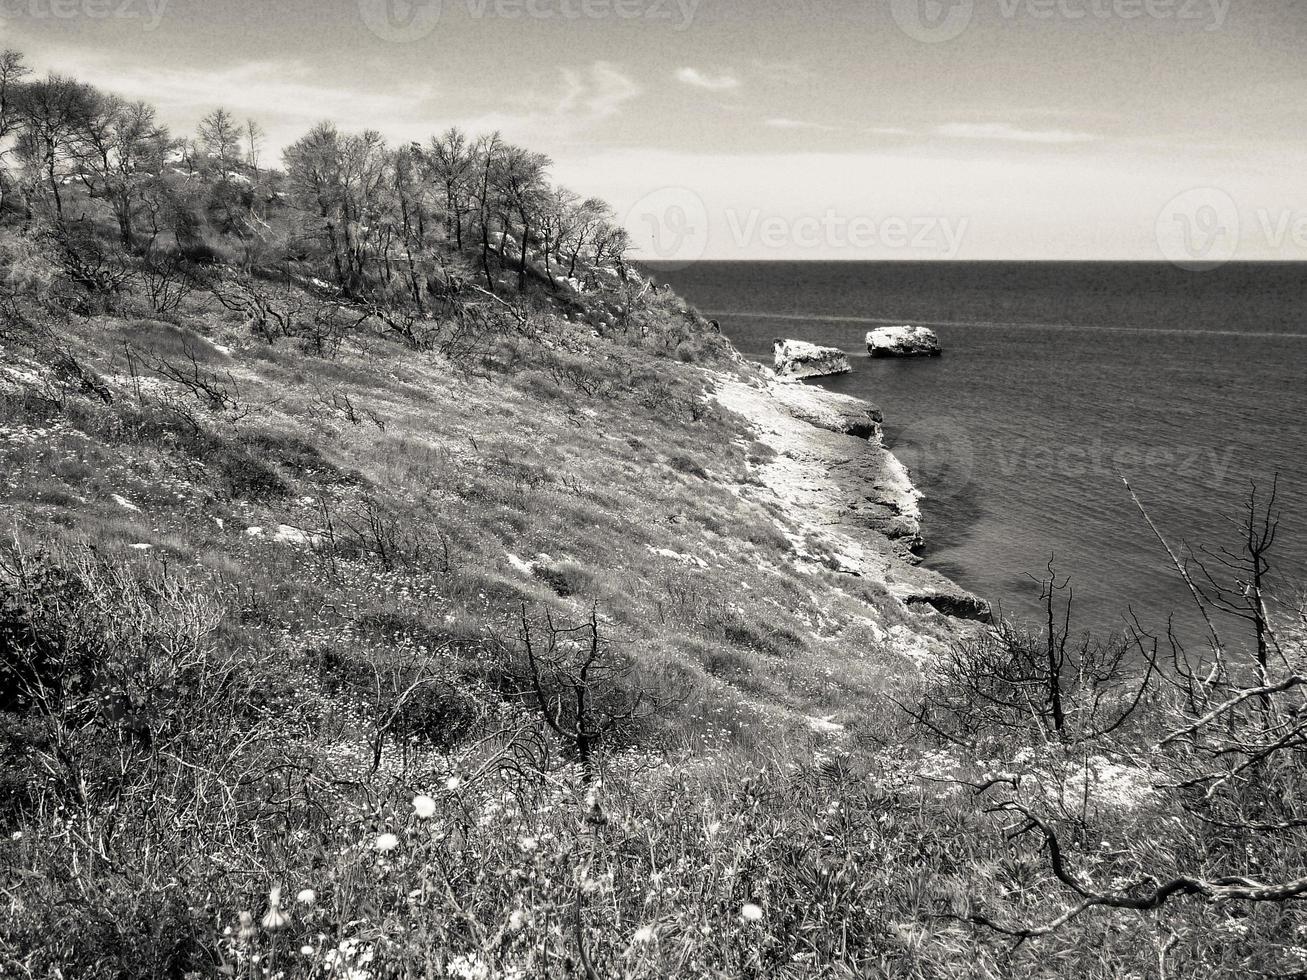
[0, 48, 633, 303]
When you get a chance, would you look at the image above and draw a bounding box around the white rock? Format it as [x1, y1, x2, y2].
[110, 493, 141, 512]
[866, 325, 941, 358]
[245, 526, 264, 537]
[772, 339, 851, 379]
[506, 553, 535, 575]
[806, 715, 845, 734]
[273, 524, 320, 547]
[650, 547, 709, 568]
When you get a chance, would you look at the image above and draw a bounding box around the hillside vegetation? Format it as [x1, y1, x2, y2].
[2, 48, 1307, 980]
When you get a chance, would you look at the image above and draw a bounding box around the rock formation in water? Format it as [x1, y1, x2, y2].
[773, 339, 852, 378]
[866, 325, 942, 358]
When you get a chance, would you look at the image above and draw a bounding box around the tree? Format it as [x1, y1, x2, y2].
[284, 122, 348, 287]
[244, 118, 264, 182]
[389, 143, 429, 308]
[426, 127, 474, 250]
[538, 186, 577, 284]
[196, 107, 241, 177]
[471, 131, 502, 291]
[515, 604, 673, 777]
[0, 49, 31, 212]
[75, 96, 174, 245]
[558, 197, 612, 278]
[14, 73, 96, 218]
[494, 144, 550, 291]
[958, 482, 1307, 940]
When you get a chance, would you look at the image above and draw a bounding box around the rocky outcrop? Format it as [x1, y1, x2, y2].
[773, 339, 851, 379]
[767, 380, 883, 439]
[866, 325, 941, 358]
[714, 372, 988, 625]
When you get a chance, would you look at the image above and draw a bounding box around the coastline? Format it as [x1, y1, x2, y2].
[714, 367, 990, 627]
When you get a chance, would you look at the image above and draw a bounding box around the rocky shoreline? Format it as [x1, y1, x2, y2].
[715, 370, 989, 623]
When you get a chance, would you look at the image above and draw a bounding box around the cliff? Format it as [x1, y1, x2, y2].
[715, 373, 989, 623]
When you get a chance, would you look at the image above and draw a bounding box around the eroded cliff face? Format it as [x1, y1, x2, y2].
[715, 371, 990, 628]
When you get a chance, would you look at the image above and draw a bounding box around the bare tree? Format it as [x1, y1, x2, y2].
[426, 126, 474, 250]
[75, 96, 174, 245]
[494, 144, 551, 292]
[244, 117, 265, 182]
[0, 49, 32, 212]
[472, 131, 502, 292]
[960, 482, 1307, 940]
[516, 603, 674, 777]
[14, 73, 96, 217]
[196, 107, 241, 178]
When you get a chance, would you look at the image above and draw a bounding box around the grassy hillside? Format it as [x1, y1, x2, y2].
[2, 59, 1307, 977]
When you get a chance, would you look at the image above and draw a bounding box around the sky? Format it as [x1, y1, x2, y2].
[1, 0, 1304, 261]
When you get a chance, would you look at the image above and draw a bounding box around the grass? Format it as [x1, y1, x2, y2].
[2, 220, 1307, 979]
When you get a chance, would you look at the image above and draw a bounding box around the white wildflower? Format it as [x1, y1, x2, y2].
[374, 832, 399, 853]
[412, 794, 437, 819]
[741, 903, 764, 922]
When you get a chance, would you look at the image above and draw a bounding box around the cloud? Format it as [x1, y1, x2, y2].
[765, 117, 836, 132]
[555, 62, 642, 121]
[934, 122, 1098, 144]
[674, 67, 740, 91]
[31, 50, 435, 129]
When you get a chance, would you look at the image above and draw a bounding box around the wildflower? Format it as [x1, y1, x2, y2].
[633, 925, 655, 943]
[741, 903, 764, 922]
[518, 836, 538, 852]
[301, 945, 315, 956]
[412, 794, 437, 819]
[375, 832, 399, 852]
[296, 888, 316, 906]
[262, 886, 288, 931]
[238, 911, 257, 942]
[508, 909, 527, 931]
[9, 832, 21, 841]
[444, 775, 462, 792]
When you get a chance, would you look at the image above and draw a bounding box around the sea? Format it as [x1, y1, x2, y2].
[642, 260, 1307, 649]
